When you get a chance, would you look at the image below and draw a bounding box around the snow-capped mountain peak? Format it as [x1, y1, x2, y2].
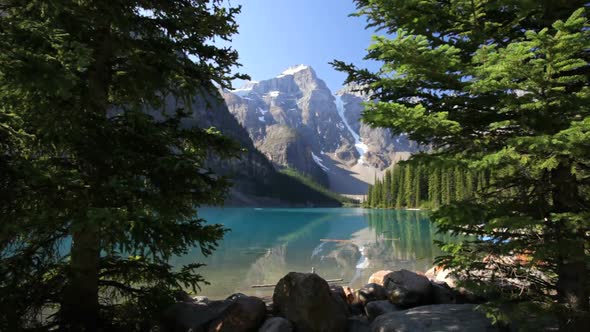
[277, 64, 310, 78]
[231, 80, 260, 96]
[221, 68, 417, 194]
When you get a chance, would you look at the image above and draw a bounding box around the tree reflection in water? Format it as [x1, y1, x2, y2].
[172, 208, 466, 298]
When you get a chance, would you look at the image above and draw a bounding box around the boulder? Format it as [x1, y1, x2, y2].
[431, 282, 455, 304]
[343, 286, 358, 304]
[174, 290, 195, 303]
[347, 316, 371, 332]
[160, 300, 233, 332]
[358, 283, 389, 306]
[425, 266, 458, 288]
[273, 272, 348, 332]
[330, 285, 347, 303]
[349, 302, 365, 316]
[424, 266, 437, 280]
[258, 317, 293, 332]
[370, 304, 499, 332]
[454, 287, 482, 304]
[323, 243, 361, 268]
[208, 293, 266, 332]
[368, 270, 393, 286]
[330, 285, 351, 316]
[332, 288, 353, 317]
[383, 270, 432, 307]
[364, 300, 400, 322]
[259, 295, 274, 312]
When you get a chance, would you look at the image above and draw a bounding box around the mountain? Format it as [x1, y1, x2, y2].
[335, 83, 418, 169]
[165, 87, 346, 207]
[222, 65, 417, 195]
[221, 65, 358, 187]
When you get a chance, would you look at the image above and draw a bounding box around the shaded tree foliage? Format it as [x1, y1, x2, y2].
[0, 0, 246, 331]
[335, 0, 589, 327]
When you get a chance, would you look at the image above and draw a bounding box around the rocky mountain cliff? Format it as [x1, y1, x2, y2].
[165, 88, 343, 206]
[221, 65, 358, 187]
[222, 66, 416, 195]
[335, 83, 417, 169]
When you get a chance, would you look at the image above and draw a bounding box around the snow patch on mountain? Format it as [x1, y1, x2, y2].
[231, 81, 259, 97]
[277, 64, 309, 78]
[334, 94, 368, 165]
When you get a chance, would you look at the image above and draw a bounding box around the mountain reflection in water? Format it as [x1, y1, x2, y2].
[170, 208, 463, 299]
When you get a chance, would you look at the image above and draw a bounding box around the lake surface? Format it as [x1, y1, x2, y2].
[171, 208, 455, 299]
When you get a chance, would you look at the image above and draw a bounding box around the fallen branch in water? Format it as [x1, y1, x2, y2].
[320, 239, 354, 243]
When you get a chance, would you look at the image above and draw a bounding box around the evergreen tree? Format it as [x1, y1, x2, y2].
[335, 0, 589, 326]
[367, 162, 479, 209]
[441, 168, 452, 205]
[371, 179, 381, 208]
[382, 169, 391, 207]
[430, 167, 442, 208]
[389, 167, 398, 208]
[465, 170, 474, 199]
[0, 1, 247, 330]
[476, 171, 486, 192]
[403, 164, 414, 207]
[395, 165, 405, 208]
[414, 165, 422, 207]
[454, 166, 465, 201]
[366, 184, 373, 207]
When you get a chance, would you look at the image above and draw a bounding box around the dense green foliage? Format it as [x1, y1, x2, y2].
[334, 0, 590, 327]
[279, 168, 358, 206]
[365, 162, 489, 209]
[0, 1, 247, 331]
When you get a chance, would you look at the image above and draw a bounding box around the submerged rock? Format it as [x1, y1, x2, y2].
[273, 272, 348, 332]
[317, 243, 362, 269]
[370, 304, 499, 332]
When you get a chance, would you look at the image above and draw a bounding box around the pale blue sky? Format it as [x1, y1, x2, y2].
[223, 0, 382, 92]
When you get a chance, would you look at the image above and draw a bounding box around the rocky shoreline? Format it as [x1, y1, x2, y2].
[160, 267, 499, 332]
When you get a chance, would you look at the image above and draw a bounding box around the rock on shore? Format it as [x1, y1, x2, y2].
[272, 272, 349, 332]
[382, 269, 433, 307]
[371, 304, 499, 332]
[160, 269, 498, 332]
[207, 293, 266, 332]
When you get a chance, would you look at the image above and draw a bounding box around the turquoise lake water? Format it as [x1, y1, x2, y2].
[170, 208, 454, 299]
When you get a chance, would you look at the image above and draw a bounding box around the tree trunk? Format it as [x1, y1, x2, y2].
[62, 222, 101, 331]
[61, 20, 111, 331]
[556, 235, 588, 308]
[551, 162, 589, 328]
